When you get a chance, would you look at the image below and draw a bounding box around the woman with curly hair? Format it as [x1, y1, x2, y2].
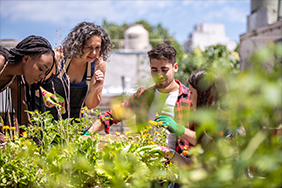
[0, 35, 55, 143]
[40, 22, 114, 120]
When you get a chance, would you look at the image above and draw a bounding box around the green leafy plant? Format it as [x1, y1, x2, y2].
[0, 109, 178, 187]
[1, 43, 281, 188]
[176, 42, 282, 187]
[176, 44, 240, 84]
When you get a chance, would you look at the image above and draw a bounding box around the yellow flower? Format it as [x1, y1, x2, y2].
[21, 132, 28, 138]
[149, 138, 153, 141]
[142, 134, 147, 139]
[146, 125, 152, 129]
[4, 136, 9, 141]
[3, 126, 9, 130]
[148, 120, 154, 125]
[28, 111, 34, 115]
[125, 131, 131, 135]
[13, 135, 18, 140]
[103, 143, 108, 147]
[183, 150, 189, 155]
[26, 141, 31, 146]
[10, 127, 16, 130]
[149, 120, 158, 126]
[115, 132, 120, 136]
[149, 141, 154, 145]
[155, 112, 159, 117]
[158, 121, 163, 126]
[20, 141, 25, 146]
[155, 131, 159, 134]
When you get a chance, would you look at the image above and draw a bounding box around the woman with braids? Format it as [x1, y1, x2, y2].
[40, 21, 113, 120]
[0, 35, 55, 144]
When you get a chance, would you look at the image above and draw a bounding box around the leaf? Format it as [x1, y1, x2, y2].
[189, 169, 207, 182]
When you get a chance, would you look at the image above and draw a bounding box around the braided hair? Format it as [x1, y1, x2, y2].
[0, 35, 56, 76]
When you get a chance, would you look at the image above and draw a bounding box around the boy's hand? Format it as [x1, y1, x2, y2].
[155, 115, 185, 136]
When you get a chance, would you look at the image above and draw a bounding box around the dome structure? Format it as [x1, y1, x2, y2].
[124, 24, 149, 51]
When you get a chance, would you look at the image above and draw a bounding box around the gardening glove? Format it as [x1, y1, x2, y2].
[155, 115, 185, 136]
[41, 88, 66, 114]
[136, 145, 176, 160]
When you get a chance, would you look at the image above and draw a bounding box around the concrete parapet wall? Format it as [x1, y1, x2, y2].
[239, 20, 282, 70]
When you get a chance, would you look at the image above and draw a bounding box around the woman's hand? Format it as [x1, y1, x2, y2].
[90, 69, 104, 87]
[84, 58, 106, 109]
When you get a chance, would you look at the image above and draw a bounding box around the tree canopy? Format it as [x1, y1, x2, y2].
[102, 19, 184, 56]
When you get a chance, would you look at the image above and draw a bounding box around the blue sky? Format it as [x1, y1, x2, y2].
[1, 0, 250, 48]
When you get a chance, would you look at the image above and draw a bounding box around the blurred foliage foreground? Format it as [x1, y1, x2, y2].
[0, 43, 281, 188]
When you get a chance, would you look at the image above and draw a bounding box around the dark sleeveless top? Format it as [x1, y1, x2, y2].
[39, 58, 95, 120]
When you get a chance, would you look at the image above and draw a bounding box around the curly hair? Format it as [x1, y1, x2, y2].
[62, 22, 114, 61]
[188, 69, 226, 109]
[147, 43, 177, 64]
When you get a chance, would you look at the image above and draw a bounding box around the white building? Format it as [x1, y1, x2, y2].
[102, 50, 152, 96]
[240, 0, 282, 70]
[184, 23, 237, 52]
[102, 24, 153, 96]
[124, 24, 150, 51]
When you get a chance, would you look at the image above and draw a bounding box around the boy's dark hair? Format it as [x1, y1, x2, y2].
[147, 43, 177, 64]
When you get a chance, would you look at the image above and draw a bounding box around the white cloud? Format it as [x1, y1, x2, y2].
[1, 1, 175, 24]
[2, 1, 116, 24]
[204, 4, 248, 23]
[1, 1, 248, 24]
[1, 0, 249, 43]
